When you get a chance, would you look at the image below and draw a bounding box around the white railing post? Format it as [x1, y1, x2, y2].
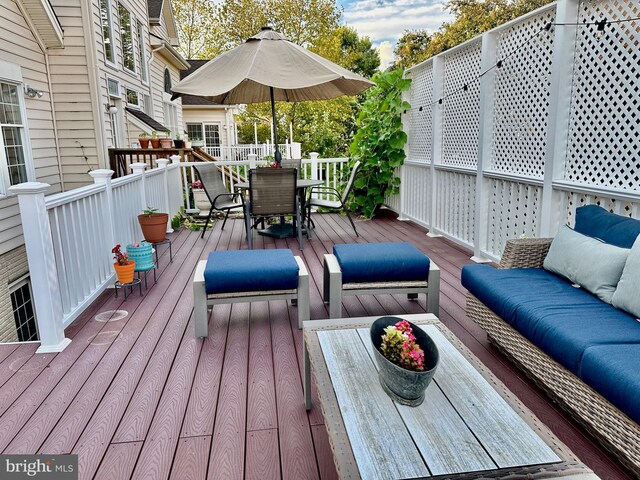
[310, 152, 319, 181]
[428, 56, 445, 237]
[248, 153, 257, 169]
[130, 162, 147, 212]
[472, 31, 498, 263]
[156, 158, 173, 233]
[89, 169, 116, 247]
[9, 183, 71, 353]
[540, 0, 580, 236]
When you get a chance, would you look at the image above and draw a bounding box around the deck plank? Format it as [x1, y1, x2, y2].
[0, 214, 633, 480]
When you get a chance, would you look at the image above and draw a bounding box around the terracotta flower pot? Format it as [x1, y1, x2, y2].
[114, 261, 136, 284]
[150, 138, 161, 148]
[159, 138, 173, 148]
[139, 138, 150, 149]
[138, 213, 169, 243]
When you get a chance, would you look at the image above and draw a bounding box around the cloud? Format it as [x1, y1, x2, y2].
[377, 41, 394, 69]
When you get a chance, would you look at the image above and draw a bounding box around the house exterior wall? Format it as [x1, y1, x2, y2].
[182, 107, 235, 145]
[0, 246, 28, 342]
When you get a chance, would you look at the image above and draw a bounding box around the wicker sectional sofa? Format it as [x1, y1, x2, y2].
[462, 207, 640, 476]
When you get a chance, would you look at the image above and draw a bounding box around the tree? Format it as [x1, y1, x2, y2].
[393, 30, 432, 70]
[392, 0, 554, 69]
[173, 0, 222, 59]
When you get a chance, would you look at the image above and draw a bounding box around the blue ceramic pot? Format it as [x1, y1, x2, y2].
[370, 316, 439, 407]
[126, 242, 154, 270]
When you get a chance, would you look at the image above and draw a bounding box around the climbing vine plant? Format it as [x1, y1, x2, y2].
[348, 69, 411, 219]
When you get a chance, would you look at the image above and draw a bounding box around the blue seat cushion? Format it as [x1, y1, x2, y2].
[575, 205, 640, 248]
[462, 265, 640, 373]
[204, 249, 298, 294]
[333, 242, 430, 284]
[580, 344, 640, 424]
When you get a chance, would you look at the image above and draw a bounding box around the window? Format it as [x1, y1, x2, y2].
[118, 3, 135, 72]
[137, 21, 148, 83]
[126, 88, 141, 108]
[141, 93, 152, 115]
[10, 277, 38, 342]
[164, 68, 172, 94]
[100, 0, 115, 64]
[204, 124, 220, 148]
[163, 99, 178, 135]
[107, 77, 120, 97]
[186, 123, 203, 141]
[0, 82, 30, 188]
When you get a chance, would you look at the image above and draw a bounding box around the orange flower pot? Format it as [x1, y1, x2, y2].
[114, 261, 136, 284]
[138, 213, 169, 243]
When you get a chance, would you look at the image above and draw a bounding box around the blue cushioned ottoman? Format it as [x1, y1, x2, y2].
[325, 242, 439, 318]
[204, 249, 299, 294]
[333, 242, 430, 284]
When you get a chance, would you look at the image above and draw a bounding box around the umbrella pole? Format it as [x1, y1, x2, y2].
[270, 86, 281, 166]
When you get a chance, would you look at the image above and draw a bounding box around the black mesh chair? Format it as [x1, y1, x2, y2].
[245, 168, 303, 249]
[193, 164, 243, 238]
[307, 160, 361, 236]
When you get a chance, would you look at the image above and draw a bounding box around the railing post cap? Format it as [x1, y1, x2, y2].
[156, 158, 170, 167]
[8, 182, 51, 195]
[130, 163, 147, 172]
[89, 169, 114, 180]
[169, 155, 180, 164]
[310, 152, 319, 158]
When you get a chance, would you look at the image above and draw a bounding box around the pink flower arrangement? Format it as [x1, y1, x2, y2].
[380, 320, 425, 371]
[112, 244, 131, 266]
[191, 180, 203, 189]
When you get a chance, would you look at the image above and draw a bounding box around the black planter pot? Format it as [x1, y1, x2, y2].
[370, 316, 439, 407]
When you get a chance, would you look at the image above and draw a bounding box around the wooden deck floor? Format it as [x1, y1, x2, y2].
[0, 212, 633, 479]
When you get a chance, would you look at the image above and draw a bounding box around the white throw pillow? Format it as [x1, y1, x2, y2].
[612, 236, 640, 318]
[543, 225, 629, 304]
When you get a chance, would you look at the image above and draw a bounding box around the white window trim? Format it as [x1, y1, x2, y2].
[100, 0, 117, 67]
[118, 3, 136, 75]
[0, 76, 36, 196]
[203, 122, 222, 148]
[107, 76, 120, 97]
[137, 21, 148, 85]
[126, 87, 142, 109]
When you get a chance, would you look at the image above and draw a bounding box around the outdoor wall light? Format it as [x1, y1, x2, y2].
[105, 103, 118, 114]
[24, 85, 44, 99]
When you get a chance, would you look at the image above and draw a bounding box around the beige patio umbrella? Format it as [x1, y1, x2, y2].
[171, 27, 374, 163]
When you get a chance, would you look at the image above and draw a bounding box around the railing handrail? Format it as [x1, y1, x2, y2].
[44, 183, 106, 210]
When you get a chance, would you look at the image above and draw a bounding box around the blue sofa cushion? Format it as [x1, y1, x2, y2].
[204, 249, 298, 294]
[462, 265, 640, 373]
[580, 344, 640, 424]
[575, 205, 640, 248]
[333, 242, 430, 284]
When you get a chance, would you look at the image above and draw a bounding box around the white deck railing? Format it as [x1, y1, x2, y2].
[11, 153, 347, 352]
[204, 142, 302, 162]
[397, 0, 640, 261]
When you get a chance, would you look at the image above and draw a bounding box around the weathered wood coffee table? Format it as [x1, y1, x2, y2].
[303, 314, 599, 480]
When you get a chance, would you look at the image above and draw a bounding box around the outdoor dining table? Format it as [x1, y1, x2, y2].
[235, 179, 323, 239]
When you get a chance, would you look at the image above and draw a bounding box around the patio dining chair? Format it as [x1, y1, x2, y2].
[280, 158, 302, 177]
[307, 160, 362, 237]
[245, 167, 303, 249]
[192, 164, 244, 238]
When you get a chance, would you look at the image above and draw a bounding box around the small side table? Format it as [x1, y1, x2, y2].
[115, 278, 142, 299]
[152, 238, 173, 266]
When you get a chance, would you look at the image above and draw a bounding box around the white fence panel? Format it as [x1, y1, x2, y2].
[434, 168, 476, 246]
[112, 175, 144, 245]
[400, 163, 431, 226]
[145, 168, 165, 211]
[46, 184, 113, 327]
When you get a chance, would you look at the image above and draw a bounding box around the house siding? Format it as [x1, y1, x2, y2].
[0, 246, 29, 343]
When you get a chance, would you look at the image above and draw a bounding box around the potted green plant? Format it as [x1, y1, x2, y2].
[150, 131, 161, 149]
[112, 244, 135, 284]
[159, 131, 173, 148]
[174, 134, 184, 149]
[139, 132, 150, 149]
[138, 207, 169, 243]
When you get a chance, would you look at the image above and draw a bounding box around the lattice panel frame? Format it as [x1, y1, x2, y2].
[565, 0, 640, 190]
[560, 191, 640, 228]
[491, 10, 555, 178]
[405, 62, 434, 163]
[485, 179, 542, 256]
[434, 169, 476, 244]
[442, 41, 482, 168]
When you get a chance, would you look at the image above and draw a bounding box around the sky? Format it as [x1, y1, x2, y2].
[338, 0, 453, 68]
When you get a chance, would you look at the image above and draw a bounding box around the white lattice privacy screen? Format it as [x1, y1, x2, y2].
[565, 0, 640, 190]
[442, 41, 482, 169]
[398, 0, 640, 260]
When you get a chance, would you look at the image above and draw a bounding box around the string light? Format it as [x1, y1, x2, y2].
[404, 15, 640, 111]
